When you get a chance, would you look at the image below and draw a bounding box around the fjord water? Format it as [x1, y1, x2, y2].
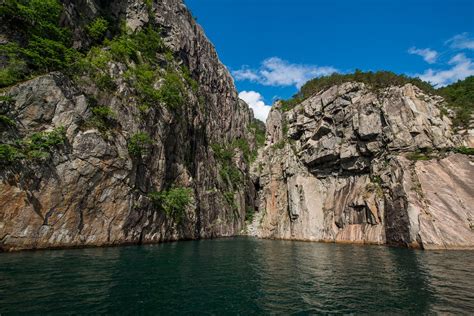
[0, 238, 473, 314]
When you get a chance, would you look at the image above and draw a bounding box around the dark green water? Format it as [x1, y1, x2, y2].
[0, 238, 473, 314]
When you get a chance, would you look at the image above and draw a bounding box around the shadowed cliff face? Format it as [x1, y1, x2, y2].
[250, 82, 474, 250]
[0, 0, 261, 251]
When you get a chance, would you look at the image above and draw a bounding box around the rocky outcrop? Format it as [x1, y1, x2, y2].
[0, 0, 259, 251]
[250, 82, 474, 249]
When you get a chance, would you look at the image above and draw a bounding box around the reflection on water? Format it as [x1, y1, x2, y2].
[0, 238, 473, 314]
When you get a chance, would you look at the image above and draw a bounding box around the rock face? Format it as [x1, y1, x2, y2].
[1, 1, 472, 252]
[0, 0, 259, 251]
[250, 82, 474, 249]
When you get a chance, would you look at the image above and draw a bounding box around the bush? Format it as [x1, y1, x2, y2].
[106, 26, 163, 64]
[272, 140, 286, 150]
[158, 72, 185, 109]
[0, 54, 28, 87]
[219, 163, 242, 185]
[0, 0, 78, 87]
[25, 127, 67, 159]
[211, 143, 243, 186]
[454, 146, 474, 155]
[129, 64, 161, 106]
[87, 17, 109, 42]
[133, 26, 164, 61]
[0, 115, 16, 128]
[438, 76, 474, 130]
[83, 106, 115, 132]
[211, 143, 233, 161]
[0, 127, 66, 164]
[108, 34, 138, 62]
[77, 47, 115, 90]
[0, 144, 22, 165]
[231, 138, 251, 162]
[148, 187, 193, 223]
[128, 132, 153, 156]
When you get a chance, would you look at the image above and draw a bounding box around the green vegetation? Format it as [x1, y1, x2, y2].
[220, 163, 242, 186]
[148, 187, 193, 223]
[406, 150, 432, 161]
[157, 72, 186, 109]
[86, 17, 109, 43]
[0, 127, 67, 165]
[0, 1, 196, 114]
[278, 71, 472, 132]
[231, 138, 252, 163]
[406, 146, 474, 161]
[211, 143, 242, 186]
[25, 127, 67, 160]
[224, 191, 237, 211]
[0, 95, 15, 103]
[83, 105, 115, 133]
[245, 207, 255, 222]
[181, 65, 199, 93]
[128, 132, 153, 157]
[280, 70, 435, 112]
[272, 140, 286, 150]
[438, 76, 474, 130]
[211, 143, 233, 161]
[454, 146, 474, 155]
[0, 115, 16, 128]
[0, 0, 78, 87]
[107, 26, 164, 63]
[126, 64, 160, 106]
[249, 120, 266, 148]
[125, 65, 187, 110]
[144, 0, 153, 13]
[0, 144, 22, 165]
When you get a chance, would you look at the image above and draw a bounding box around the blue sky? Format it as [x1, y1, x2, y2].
[186, 0, 474, 121]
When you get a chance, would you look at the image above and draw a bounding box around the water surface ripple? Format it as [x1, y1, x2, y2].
[0, 238, 473, 314]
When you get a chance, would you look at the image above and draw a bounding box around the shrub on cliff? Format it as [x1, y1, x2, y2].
[438, 76, 474, 130]
[87, 17, 109, 43]
[0, 127, 67, 164]
[0, 0, 77, 87]
[211, 143, 243, 186]
[157, 72, 186, 109]
[128, 132, 153, 157]
[0, 144, 22, 165]
[148, 187, 193, 223]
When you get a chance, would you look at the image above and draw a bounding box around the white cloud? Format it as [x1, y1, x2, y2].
[408, 47, 438, 63]
[233, 68, 260, 81]
[417, 53, 474, 87]
[233, 57, 337, 88]
[239, 91, 271, 122]
[445, 33, 474, 50]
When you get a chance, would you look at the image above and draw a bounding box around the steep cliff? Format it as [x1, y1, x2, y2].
[0, 0, 262, 251]
[250, 82, 474, 250]
[1, 1, 473, 252]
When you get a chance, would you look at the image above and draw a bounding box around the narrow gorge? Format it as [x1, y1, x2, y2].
[1, 0, 473, 252]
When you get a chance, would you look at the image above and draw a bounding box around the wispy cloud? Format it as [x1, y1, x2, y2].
[408, 47, 438, 64]
[445, 32, 474, 50]
[233, 57, 337, 88]
[239, 91, 271, 122]
[417, 53, 474, 87]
